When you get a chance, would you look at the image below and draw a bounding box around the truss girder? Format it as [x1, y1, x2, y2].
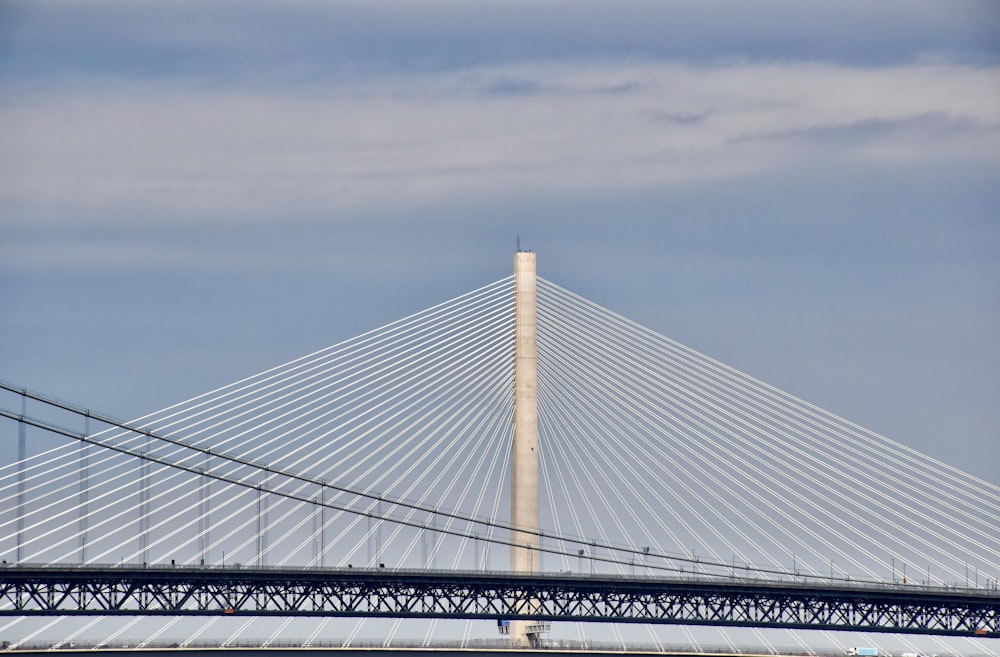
[1, 567, 996, 637]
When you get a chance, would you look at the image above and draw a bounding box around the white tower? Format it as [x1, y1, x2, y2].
[510, 250, 541, 646]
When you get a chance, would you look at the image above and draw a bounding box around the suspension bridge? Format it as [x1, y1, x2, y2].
[1, 252, 998, 654]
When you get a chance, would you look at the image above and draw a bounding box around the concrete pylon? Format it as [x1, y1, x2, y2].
[510, 250, 540, 646]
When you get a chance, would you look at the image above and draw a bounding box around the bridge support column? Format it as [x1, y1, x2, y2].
[511, 250, 540, 646]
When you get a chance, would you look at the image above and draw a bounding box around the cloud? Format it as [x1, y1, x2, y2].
[2, 61, 998, 229]
[731, 112, 998, 165]
[642, 110, 709, 125]
[479, 78, 542, 97]
[737, 112, 988, 144]
[3, 0, 998, 86]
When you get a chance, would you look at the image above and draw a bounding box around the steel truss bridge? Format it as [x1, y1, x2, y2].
[3, 565, 998, 638]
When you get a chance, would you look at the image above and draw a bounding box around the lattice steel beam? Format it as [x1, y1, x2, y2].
[1, 566, 997, 637]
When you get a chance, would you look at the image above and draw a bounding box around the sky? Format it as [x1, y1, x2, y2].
[1, 0, 999, 491]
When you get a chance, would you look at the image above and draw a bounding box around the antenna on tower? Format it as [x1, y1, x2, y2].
[516, 235, 521, 252]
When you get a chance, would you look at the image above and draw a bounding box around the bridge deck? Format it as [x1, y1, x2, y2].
[2, 565, 997, 638]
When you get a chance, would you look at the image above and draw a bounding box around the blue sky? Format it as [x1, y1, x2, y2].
[1, 0, 999, 482]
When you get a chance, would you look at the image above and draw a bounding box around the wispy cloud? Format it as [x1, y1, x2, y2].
[2, 61, 997, 228]
[735, 112, 989, 144]
[730, 111, 998, 165]
[4, 0, 997, 86]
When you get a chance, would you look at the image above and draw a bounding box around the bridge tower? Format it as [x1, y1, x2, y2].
[510, 250, 543, 646]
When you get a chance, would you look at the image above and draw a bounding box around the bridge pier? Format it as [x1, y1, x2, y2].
[510, 250, 541, 646]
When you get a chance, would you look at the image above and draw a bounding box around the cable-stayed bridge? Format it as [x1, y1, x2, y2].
[1, 254, 998, 655]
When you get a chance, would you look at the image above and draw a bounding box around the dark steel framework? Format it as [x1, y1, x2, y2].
[1, 566, 997, 637]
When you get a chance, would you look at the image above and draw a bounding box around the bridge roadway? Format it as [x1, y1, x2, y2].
[1, 565, 997, 638]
